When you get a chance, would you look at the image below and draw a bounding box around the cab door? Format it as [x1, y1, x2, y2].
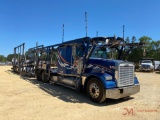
[57, 46, 72, 74]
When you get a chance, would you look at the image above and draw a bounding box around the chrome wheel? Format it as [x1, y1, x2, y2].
[89, 83, 100, 98]
[87, 78, 106, 103]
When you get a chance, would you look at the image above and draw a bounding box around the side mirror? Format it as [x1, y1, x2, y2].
[106, 39, 109, 44]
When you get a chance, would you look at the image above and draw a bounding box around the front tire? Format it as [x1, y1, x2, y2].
[86, 78, 106, 103]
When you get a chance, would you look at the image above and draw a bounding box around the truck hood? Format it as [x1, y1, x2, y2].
[88, 58, 124, 65]
[141, 63, 153, 66]
[86, 58, 124, 74]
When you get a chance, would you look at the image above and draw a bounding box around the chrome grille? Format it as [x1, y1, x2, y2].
[142, 65, 150, 68]
[117, 63, 134, 87]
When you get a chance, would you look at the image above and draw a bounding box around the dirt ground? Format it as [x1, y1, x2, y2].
[0, 66, 160, 120]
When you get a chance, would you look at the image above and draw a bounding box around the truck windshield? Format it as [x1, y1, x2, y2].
[142, 60, 152, 63]
[90, 47, 107, 59]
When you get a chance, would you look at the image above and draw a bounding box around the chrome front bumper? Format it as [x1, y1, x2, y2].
[141, 68, 153, 71]
[106, 84, 140, 99]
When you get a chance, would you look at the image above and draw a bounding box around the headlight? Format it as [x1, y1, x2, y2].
[150, 66, 154, 68]
[105, 76, 112, 80]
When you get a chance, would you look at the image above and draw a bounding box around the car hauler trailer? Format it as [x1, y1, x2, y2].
[12, 43, 44, 76]
[22, 45, 44, 76]
[12, 43, 25, 73]
[35, 36, 142, 103]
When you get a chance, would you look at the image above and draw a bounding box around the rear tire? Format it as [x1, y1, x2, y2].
[41, 71, 49, 83]
[37, 70, 42, 81]
[86, 78, 106, 103]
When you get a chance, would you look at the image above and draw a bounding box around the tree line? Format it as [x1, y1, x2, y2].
[126, 36, 160, 63]
[0, 36, 160, 63]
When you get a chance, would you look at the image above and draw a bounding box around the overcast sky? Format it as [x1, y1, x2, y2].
[0, 0, 160, 56]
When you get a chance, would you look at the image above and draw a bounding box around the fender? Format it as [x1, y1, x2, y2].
[134, 77, 139, 84]
[84, 73, 116, 89]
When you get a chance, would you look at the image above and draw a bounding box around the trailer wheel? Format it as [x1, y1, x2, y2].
[86, 78, 106, 103]
[41, 71, 45, 82]
[37, 70, 42, 81]
[41, 71, 49, 83]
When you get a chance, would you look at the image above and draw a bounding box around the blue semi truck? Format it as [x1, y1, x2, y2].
[34, 36, 141, 103]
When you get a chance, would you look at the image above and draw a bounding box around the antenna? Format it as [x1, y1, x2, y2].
[85, 12, 88, 37]
[36, 42, 38, 47]
[62, 24, 64, 43]
[123, 25, 125, 39]
[96, 31, 98, 37]
[36, 42, 38, 57]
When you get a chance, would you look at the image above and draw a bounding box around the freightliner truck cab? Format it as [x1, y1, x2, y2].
[38, 36, 140, 103]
